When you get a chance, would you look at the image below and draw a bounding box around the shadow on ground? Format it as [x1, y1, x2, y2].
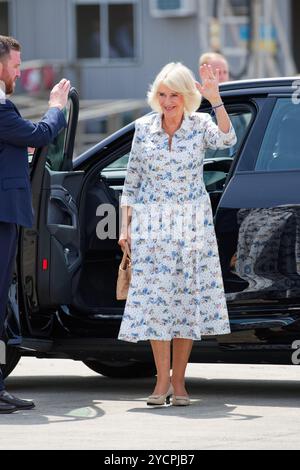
[2, 372, 300, 424]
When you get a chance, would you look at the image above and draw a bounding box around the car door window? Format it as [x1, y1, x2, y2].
[255, 98, 300, 171]
[205, 110, 252, 161]
[28, 108, 69, 169]
[204, 109, 253, 191]
[100, 150, 130, 202]
[46, 108, 69, 171]
[105, 152, 129, 171]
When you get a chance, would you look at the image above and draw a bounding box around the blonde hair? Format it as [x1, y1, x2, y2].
[147, 62, 202, 115]
[199, 52, 228, 68]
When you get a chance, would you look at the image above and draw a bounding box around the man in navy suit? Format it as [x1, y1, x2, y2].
[0, 36, 70, 414]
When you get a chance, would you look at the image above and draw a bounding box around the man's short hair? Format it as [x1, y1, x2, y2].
[0, 35, 21, 62]
[199, 52, 228, 67]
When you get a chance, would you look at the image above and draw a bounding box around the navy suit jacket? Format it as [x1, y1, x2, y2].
[0, 99, 67, 227]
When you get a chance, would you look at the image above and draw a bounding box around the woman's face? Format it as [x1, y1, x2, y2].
[157, 84, 185, 119]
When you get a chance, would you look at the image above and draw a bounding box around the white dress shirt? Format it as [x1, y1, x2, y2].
[0, 84, 6, 103]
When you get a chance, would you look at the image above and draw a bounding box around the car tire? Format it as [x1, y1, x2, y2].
[84, 360, 156, 379]
[0, 346, 21, 379]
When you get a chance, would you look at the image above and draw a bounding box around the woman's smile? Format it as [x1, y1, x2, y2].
[157, 84, 185, 118]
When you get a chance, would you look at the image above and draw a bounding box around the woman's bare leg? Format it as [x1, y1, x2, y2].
[150, 340, 171, 395]
[171, 339, 193, 396]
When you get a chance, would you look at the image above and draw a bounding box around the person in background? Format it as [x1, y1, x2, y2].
[0, 35, 70, 414]
[199, 51, 246, 158]
[199, 52, 230, 83]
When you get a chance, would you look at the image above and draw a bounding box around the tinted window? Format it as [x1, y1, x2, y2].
[255, 98, 300, 171]
[205, 110, 252, 160]
[106, 153, 129, 170]
[46, 107, 70, 171]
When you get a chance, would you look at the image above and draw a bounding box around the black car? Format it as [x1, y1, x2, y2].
[2, 77, 300, 380]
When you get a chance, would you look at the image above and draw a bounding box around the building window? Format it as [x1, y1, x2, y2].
[230, 0, 249, 16]
[75, 1, 137, 61]
[76, 5, 101, 58]
[108, 4, 134, 58]
[0, 1, 9, 35]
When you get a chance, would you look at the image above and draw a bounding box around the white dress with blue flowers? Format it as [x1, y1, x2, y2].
[118, 112, 237, 343]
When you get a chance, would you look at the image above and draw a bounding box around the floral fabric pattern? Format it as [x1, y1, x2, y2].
[118, 112, 237, 343]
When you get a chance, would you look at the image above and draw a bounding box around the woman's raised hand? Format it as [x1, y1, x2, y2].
[196, 64, 221, 105]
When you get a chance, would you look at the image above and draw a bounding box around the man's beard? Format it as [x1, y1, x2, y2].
[1, 75, 15, 95]
[5, 80, 14, 95]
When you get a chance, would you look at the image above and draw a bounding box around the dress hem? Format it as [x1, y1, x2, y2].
[118, 329, 231, 344]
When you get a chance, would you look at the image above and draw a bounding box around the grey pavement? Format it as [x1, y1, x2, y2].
[0, 358, 300, 450]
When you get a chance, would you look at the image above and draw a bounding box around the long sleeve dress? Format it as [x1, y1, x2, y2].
[118, 111, 237, 343]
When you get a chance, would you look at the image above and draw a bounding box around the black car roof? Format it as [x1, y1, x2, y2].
[220, 76, 298, 93]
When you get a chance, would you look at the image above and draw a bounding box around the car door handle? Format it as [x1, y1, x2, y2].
[48, 186, 78, 228]
[49, 195, 78, 228]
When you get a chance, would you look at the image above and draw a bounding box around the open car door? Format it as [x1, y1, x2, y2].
[19, 88, 85, 333]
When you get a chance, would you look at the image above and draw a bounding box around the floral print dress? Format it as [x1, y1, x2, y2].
[118, 112, 237, 343]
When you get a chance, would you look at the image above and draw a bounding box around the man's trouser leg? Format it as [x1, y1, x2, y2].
[0, 223, 18, 392]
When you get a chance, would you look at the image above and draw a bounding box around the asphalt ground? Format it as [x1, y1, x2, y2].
[1, 358, 300, 450]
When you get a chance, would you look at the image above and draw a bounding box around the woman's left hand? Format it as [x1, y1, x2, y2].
[196, 64, 221, 105]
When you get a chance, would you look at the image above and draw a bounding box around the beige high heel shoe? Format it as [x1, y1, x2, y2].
[172, 395, 190, 406]
[147, 385, 174, 406]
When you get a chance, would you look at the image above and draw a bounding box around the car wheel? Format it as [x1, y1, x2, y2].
[0, 346, 21, 379]
[84, 360, 156, 379]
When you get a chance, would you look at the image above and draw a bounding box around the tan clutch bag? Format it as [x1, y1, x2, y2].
[116, 241, 132, 300]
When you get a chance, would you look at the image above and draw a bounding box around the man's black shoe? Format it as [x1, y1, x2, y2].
[0, 391, 35, 410]
[0, 402, 18, 414]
